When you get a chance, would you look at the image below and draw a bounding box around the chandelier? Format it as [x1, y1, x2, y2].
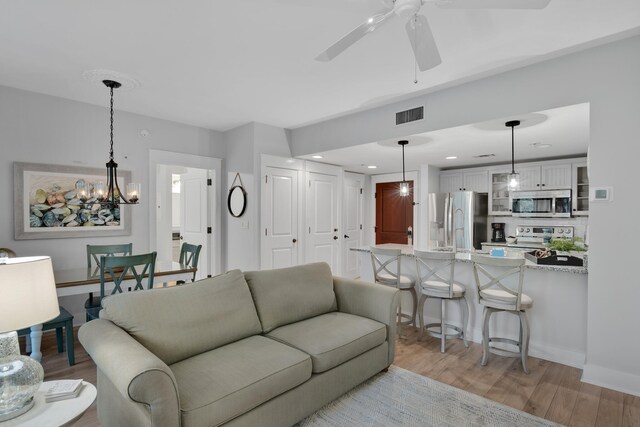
[79, 80, 140, 207]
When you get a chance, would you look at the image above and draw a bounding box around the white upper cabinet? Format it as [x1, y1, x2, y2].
[541, 164, 572, 189]
[440, 171, 488, 193]
[440, 173, 463, 193]
[462, 171, 489, 193]
[516, 163, 572, 190]
[516, 166, 541, 191]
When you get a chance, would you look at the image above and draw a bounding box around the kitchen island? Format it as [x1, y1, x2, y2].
[352, 244, 588, 368]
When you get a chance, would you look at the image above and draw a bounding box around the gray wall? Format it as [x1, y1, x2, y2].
[224, 122, 292, 271]
[0, 85, 225, 321]
[290, 35, 640, 396]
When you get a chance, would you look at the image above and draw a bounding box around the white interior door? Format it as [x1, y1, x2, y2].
[180, 168, 210, 279]
[342, 173, 364, 279]
[262, 167, 299, 269]
[306, 172, 339, 272]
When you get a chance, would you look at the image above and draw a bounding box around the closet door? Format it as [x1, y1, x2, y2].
[261, 167, 299, 269]
[342, 173, 364, 279]
[306, 171, 339, 272]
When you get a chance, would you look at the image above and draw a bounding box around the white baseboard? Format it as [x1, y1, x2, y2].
[418, 314, 586, 369]
[582, 363, 640, 397]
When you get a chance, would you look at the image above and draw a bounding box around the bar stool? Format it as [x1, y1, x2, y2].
[370, 247, 417, 334]
[414, 250, 469, 353]
[472, 255, 532, 373]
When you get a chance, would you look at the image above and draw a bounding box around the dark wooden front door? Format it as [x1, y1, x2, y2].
[375, 181, 413, 244]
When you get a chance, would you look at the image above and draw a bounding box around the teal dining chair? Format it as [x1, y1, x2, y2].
[178, 242, 202, 283]
[85, 251, 157, 321]
[85, 243, 133, 321]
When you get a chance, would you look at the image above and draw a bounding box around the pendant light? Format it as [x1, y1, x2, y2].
[398, 140, 410, 196]
[506, 120, 521, 192]
[94, 80, 140, 207]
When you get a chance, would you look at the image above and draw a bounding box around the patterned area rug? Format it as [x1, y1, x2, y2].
[298, 366, 560, 427]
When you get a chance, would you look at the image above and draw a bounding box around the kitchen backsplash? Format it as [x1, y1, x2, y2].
[488, 216, 589, 244]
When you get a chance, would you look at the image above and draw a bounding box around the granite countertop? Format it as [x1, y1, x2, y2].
[352, 244, 588, 275]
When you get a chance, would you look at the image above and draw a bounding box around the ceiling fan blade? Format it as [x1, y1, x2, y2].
[315, 9, 395, 62]
[406, 15, 442, 71]
[434, 0, 551, 9]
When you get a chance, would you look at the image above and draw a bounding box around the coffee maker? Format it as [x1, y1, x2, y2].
[491, 223, 506, 242]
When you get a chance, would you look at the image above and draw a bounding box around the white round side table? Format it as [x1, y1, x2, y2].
[1, 381, 96, 427]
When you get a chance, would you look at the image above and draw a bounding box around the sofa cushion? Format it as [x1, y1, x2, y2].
[170, 335, 311, 427]
[100, 269, 262, 365]
[266, 312, 387, 373]
[244, 262, 337, 333]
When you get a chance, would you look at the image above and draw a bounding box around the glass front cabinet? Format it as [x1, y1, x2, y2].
[489, 171, 512, 215]
[572, 162, 589, 215]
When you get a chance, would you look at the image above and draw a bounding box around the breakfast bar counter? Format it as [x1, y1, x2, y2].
[352, 244, 588, 368]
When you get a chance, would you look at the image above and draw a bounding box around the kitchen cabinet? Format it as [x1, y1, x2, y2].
[440, 173, 463, 193]
[440, 171, 488, 193]
[516, 164, 572, 190]
[489, 170, 511, 215]
[572, 162, 589, 215]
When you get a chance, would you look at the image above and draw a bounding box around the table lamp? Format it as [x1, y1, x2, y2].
[0, 256, 60, 421]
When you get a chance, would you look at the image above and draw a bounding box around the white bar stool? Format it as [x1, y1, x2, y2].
[370, 247, 417, 335]
[414, 250, 469, 353]
[471, 254, 532, 373]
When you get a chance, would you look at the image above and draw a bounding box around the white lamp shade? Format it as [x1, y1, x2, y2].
[0, 256, 59, 333]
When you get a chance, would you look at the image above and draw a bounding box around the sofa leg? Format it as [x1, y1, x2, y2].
[381, 367, 389, 372]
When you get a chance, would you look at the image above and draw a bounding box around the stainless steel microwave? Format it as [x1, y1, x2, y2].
[510, 189, 572, 218]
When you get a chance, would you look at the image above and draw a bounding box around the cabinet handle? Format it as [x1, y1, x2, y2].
[292, 238, 297, 243]
[344, 235, 350, 239]
[573, 209, 576, 211]
[536, 184, 540, 187]
[333, 236, 338, 240]
[542, 184, 546, 187]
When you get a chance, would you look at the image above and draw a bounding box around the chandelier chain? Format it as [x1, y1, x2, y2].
[109, 86, 114, 161]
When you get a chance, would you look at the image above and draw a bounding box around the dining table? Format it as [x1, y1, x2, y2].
[27, 260, 197, 361]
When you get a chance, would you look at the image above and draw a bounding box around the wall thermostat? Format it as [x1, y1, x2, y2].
[590, 186, 613, 202]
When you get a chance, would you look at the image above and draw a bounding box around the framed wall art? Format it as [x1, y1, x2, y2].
[13, 162, 132, 240]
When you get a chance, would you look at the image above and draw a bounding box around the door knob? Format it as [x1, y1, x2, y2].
[292, 238, 297, 243]
[344, 235, 350, 239]
[333, 236, 338, 240]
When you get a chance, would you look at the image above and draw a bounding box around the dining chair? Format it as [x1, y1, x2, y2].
[177, 242, 202, 283]
[85, 243, 133, 320]
[414, 250, 469, 353]
[85, 251, 157, 321]
[471, 254, 532, 373]
[370, 247, 417, 337]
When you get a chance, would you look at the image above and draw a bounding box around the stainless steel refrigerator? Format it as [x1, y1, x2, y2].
[427, 191, 488, 250]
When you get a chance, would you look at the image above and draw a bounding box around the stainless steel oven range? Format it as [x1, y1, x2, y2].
[516, 225, 574, 244]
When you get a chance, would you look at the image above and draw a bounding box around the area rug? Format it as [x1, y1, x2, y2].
[297, 366, 560, 427]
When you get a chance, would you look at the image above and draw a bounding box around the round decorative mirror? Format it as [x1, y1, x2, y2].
[228, 185, 247, 218]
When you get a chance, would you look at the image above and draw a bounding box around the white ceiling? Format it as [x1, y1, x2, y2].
[0, 1, 639, 131]
[302, 103, 589, 173]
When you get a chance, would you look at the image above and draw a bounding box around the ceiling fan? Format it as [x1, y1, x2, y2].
[315, 0, 551, 71]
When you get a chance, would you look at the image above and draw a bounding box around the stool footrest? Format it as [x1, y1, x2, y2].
[488, 337, 522, 358]
[424, 323, 463, 340]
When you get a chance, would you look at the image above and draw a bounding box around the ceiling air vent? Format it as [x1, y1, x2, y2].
[473, 154, 496, 158]
[395, 106, 424, 126]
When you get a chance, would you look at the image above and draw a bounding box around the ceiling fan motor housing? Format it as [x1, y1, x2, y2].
[394, 0, 423, 19]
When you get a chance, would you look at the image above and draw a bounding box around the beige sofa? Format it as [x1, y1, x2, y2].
[79, 262, 399, 427]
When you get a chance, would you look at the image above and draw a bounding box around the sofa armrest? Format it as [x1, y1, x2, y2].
[333, 276, 400, 365]
[79, 319, 180, 427]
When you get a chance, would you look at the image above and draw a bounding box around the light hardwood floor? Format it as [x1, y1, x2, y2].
[29, 326, 640, 427]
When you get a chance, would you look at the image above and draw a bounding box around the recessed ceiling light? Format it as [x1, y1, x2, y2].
[367, 165, 377, 169]
[530, 142, 552, 149]
[445, 156, 458, 160]
[285, 159, 295, 164]
[311, 155, 324, 159]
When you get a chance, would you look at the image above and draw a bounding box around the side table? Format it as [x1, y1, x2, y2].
[1, 381, 96, 427]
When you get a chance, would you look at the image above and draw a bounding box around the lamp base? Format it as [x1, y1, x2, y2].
[0, 337, 44, 422]
[0, 397, 34, 422]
